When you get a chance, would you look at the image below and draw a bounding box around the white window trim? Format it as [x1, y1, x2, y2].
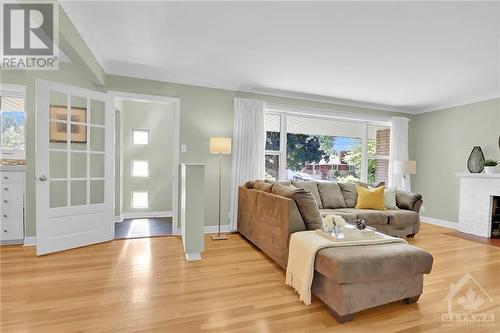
[265, 105, 392, 183]
[1, 84, 26, 159]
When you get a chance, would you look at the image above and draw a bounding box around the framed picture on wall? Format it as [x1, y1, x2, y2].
[49, 105, 87, 143]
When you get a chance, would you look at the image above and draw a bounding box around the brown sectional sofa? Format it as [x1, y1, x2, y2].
[238, 180, 433, 322]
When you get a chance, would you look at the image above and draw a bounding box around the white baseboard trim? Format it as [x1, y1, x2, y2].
[204, 225, 233, 234]
[420, 216, 459, 230]
[185, 253, 201, 261]
[115, 211, 172, 222]
[23, 236, 36, 246]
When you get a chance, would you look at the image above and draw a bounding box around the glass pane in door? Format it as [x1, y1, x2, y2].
[90, 153, 104, 178]
[90, 127, 105, 151]
[70, 96, 88, 151]
[71, 152, 87, 178]
[49, 180, 67, 208]
[49, 92, 67, 120]
[90, 180, 104, 204]
[71, 180, 87, 206]
[49, 151, 67, 179]
[90, 100, 105, 125]
[49, 121, 67, 149]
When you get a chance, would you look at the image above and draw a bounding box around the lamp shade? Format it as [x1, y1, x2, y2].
[210, 137, 232, 154]
[394, 160, 416, 175]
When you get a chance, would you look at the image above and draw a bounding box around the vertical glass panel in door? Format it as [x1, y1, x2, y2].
[49, 120, 68, 150]
[90, 180, 104, 204]
[49, 151, 67, 178]
[90, 127, 105, 151]
[90, 153, 104, 178]
[49, 180, 67, 208]
[90, 100, 105, 125]
[70, 96, 87, 124]
[70, 96, 88, 151]
[69, 124, 88, 151]
[49, 91, 67, 120]
[71, 152, 87, 178]
[70, 180, 87, 206]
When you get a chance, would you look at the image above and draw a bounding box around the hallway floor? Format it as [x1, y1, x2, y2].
[114, 217, 172, 239]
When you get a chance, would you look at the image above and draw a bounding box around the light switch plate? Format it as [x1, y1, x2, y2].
[181, 144, 187, 153]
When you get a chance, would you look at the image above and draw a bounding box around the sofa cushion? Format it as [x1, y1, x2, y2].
[338, 182, 357, 208]
[381, 186, 398, 210]
[314, 243, 434, 283]
[385, 209, 419, 226]
[319, 209, 357, 223]
[355, 185, 386, 210]
[253, 180, 274, 192]
[292, 181, 323, 208]
[334, 208, 389, 225]
[317, 182, 346, 209]
[272, 184, 322, 230]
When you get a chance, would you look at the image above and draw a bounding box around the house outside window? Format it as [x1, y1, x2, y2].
[1, 85, 26, 159]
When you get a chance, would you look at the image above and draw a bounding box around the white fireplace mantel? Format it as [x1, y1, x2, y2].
[455, 172, 500, 179]
[455, 173, 500, 237]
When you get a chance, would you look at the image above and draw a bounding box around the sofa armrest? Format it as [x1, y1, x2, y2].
[237, 186, 306, 268]
[396, 191, 423, 213]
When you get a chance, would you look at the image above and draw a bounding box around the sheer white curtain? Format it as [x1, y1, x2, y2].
[230, 98, 266, 230]
[388, 117, 411, 191]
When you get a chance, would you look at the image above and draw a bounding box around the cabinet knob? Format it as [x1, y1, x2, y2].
[39, 175, 48, 182]
[3, 230, 7, 233]
[2, 215, 7, 218]
[3, 188, 8, 191]
[3, 176, 8, 180]
[3, 200, 7, 203]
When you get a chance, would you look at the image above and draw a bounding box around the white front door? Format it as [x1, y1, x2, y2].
[35, 80, 114, 255]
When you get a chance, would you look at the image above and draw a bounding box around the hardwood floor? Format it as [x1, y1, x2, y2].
[1, 223, 499, 332]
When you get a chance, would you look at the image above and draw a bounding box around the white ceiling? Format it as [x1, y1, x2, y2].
[61, 1, 500, 113]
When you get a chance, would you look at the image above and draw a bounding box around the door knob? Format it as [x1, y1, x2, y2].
[39, 175, 48, 181]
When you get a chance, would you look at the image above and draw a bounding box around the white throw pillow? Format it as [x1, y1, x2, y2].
[369, 186, 398, 210]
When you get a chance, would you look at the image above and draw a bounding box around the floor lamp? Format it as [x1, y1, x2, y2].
[210, 137, 232, 240]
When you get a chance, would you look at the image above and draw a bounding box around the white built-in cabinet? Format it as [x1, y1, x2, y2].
[0, 166, 25, 244]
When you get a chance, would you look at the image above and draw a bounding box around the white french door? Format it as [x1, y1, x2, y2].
[35, 80, 114, 255]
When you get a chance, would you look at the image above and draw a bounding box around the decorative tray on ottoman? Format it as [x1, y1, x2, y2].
[315, 224, 385, 241]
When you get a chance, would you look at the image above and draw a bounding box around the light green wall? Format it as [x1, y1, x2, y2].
[117, 100, 174, 214]
[409, 98, 500, 223]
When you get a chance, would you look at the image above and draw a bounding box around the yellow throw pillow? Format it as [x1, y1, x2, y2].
[355, 184, 386, 210]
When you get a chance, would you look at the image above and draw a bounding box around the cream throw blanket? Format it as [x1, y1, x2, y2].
[285, 230, 407, 305]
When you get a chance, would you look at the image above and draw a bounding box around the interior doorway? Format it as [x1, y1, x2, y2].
[111, 92, 180, 240]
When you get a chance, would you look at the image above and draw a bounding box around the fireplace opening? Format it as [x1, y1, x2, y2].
[492, 196, 500, 238]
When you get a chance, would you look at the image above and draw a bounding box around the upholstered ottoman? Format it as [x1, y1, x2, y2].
[311, 242, 433, 323]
